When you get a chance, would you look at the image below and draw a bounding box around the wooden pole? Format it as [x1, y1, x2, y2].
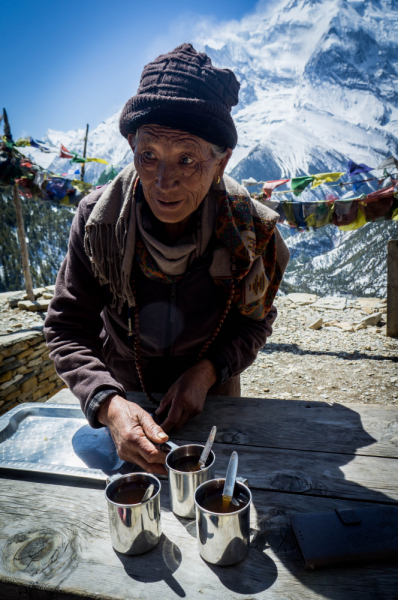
[80, 123, 89, 182]
[12, 185, 35, 302]
[387, 239, 398, 338]
[2, 109, 35, 302]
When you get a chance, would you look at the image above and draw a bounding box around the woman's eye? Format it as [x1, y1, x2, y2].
[181, 156, 194, 165]
[143, 151, 156, 160]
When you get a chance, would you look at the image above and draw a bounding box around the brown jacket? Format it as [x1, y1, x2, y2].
[44, 185, 289, 427]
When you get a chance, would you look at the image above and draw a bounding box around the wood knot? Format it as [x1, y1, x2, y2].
[3, 528, 77, 583]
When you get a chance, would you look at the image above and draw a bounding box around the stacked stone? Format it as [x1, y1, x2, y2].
[0, 329, 65, 415]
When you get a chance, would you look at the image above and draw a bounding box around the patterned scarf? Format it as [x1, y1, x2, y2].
[85, 164, 282, 320]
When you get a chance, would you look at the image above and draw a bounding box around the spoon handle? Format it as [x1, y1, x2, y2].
[142, 484, 154, 503]
[198, 426, 217, 468]
[223, 451, 238, 500]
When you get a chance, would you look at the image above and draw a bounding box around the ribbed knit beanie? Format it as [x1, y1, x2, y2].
[119, 43, 240, 149]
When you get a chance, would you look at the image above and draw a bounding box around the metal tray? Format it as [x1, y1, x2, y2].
[0, 403, 132, 481]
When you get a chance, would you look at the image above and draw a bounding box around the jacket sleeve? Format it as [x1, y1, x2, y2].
[44, 195, 126, 427]
[204, 305, 277, 386]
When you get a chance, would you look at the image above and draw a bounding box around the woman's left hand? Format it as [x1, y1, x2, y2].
[156, 359, 217, 432]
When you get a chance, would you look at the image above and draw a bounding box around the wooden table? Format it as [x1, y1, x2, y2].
[1, 389, 398, 599]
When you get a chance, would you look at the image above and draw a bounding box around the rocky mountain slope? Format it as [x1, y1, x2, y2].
[16, 0, 398, 296]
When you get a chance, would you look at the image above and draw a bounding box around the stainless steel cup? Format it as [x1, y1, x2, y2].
[105, 473, 161, 555]
[194, 478, 251, 566]
[166, 444, 215, 519]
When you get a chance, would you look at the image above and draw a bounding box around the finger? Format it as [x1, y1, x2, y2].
[117, 431, 168, 467]
[139, 410, 169, 444]
[155, 390, 174, 415]
[173, 408, 194, 431]
[129, 452, 168, 475]
[160, 401, 184, 432]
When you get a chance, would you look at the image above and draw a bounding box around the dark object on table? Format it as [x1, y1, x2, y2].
[291, 507, 398, 570]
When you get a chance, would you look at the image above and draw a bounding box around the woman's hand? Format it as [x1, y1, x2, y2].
[97, 395, 169, 475]
[156, 359, 217, 432]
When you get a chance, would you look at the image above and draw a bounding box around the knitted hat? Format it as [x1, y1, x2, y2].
[119, 43, 240, 149]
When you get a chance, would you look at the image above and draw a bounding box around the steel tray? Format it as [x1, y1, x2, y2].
[0, 403, 131, 481]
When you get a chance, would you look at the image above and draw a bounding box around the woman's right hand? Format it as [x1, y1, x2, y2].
[97, 395, 169, 475]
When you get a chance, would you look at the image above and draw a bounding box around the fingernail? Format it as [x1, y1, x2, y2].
[155, 408, 160, 415]
[158, 432, 168, 440]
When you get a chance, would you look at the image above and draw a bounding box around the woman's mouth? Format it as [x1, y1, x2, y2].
[155, 198, 183, 210]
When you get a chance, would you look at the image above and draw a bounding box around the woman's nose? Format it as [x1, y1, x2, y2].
[156, 161, 179, 192]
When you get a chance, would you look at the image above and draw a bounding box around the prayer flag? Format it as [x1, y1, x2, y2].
[96, 165, 119, 185]
[376, 156, 398, 171]
[59, 144, 74, 159]
[347, 160, 372, 176]
[86, 157, 109, 165]
[291, 176, 314, 196]
[242, 177, 261, 187]
[338, 203, 367, 231]
[311, 172, 344, 189]
[263, 179, 290, 199]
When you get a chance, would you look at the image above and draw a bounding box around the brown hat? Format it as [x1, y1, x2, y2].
[119, 43, 240, 149]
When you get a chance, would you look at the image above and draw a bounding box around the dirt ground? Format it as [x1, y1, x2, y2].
[1, 292, 397, 407]
[241, 295, 398, 405]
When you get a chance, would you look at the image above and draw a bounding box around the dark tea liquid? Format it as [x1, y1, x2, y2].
[200, 491, 248, 514]
[172, 455, 202, 472]
[110, 482, 154, 505]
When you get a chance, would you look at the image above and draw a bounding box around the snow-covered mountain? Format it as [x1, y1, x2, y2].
[23, 0, 398, 297]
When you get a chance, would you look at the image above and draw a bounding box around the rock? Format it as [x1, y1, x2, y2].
[313, 297, 347, 310]
[18, 299, 51, 312]
[7, 292, 24, 308]
[286, 293, 318, 305]
[42, 293, 53, 299]
[45, 285, 56, 293]
[23, 287, 46, 300]
[355, 313, 383, 327]
[356, 298, 382, 310]
[335, 322, 355, 332]
[324, 321, 338, 327]
[308, 318, 323, 330]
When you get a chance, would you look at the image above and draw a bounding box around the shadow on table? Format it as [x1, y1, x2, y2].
[71, 424, 136, 476]
[206, 549, 278, 594]
[251, 402, 398, 600]
[116, 533, 186, 597]
[175, 514, 278, 594]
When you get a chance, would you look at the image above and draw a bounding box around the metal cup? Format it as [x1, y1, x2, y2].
[194, 477, 251, 565]
[166, 444, 215, 519]
[105, 473, 161, 555]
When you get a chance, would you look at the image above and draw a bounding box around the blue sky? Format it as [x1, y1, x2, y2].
[1, 0, 259, 140]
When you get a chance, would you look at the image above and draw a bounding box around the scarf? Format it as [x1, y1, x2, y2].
[84, 163, 282, 320]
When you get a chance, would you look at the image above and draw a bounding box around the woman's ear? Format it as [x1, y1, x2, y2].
[127, 133, 136, 152]
[218, 148, 233, 178]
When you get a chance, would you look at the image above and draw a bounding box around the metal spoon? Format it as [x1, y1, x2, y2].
[222, 451, 240, 508]
[141, 484, 154, 504]
[198, 426, 217, 470]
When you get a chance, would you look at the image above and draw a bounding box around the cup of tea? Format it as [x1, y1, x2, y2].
[105, 472, 161, 555]
[165, 444, 215, 519]
[194, 477, 251, 565]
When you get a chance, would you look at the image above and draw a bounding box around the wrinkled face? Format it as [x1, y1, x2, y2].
[129, 125, 231, 224]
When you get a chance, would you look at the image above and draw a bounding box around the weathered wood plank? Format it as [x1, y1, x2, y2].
[177, 439, 398, 504]
[136, 391, 398, 459]
[0, 478, 397, 600]
[45, 390, 398, 502]
[51, 389, 398, 459]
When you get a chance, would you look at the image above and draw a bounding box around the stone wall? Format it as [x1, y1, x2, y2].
[0, 329, 65, 415]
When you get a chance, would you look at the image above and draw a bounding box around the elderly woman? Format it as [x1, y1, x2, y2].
[45, 44, 289, 474]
